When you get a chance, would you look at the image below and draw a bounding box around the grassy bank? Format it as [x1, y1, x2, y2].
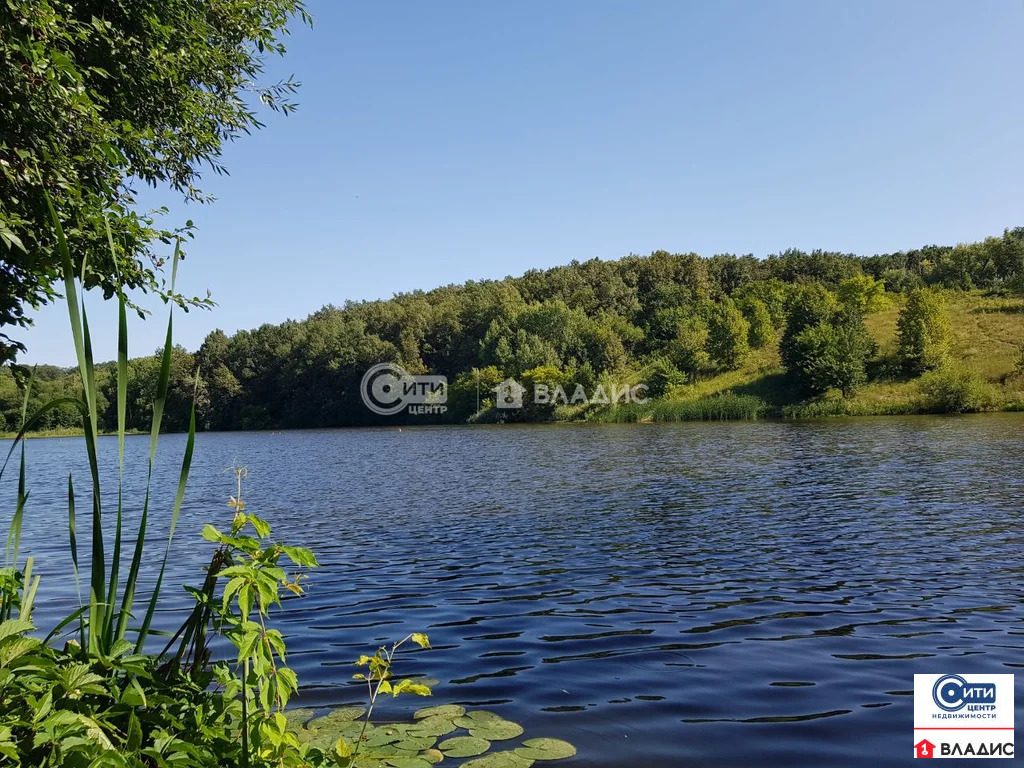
[0, 427, 145, 440]
[593, 292, 1024, 423]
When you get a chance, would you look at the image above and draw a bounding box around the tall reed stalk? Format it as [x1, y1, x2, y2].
[0, 196, 197, 656]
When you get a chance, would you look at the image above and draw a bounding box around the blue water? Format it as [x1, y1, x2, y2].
[2, 415, 1022, 766]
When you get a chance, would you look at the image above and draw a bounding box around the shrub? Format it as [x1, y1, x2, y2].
[643, 358, 686, 399]
[918, 364, 995, 413]
[837, 274, 889, 314]
[780, 283, 838, 370]
[897, 289, 951, 374]
[881, 268, 924, 294]
[666, 316, 710, 377]
[789, 319, 874, 397]
[737, 297, 775, 349]
[706, 298, 750, 370]
[733, 279, 790, 327]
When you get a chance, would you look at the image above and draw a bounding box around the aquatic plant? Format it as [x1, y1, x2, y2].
[0, 201, 576, 766]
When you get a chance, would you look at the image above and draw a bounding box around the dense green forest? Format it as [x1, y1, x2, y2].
[4, 228, 1024, 432]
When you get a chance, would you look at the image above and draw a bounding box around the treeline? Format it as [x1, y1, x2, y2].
[3, 228, 1023, 430]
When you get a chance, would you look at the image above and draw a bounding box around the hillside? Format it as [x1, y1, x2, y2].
[3, 228, 1024, 432]
[623, 292, 1024, 421]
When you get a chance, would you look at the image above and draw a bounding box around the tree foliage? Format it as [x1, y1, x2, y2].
[5, 226, 1023, 430]
[0, 0, 311, 362]
[897, 289, 951, 374]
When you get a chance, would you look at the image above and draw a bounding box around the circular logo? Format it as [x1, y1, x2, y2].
[360, 363, 412, 416]
[932, 674, 968, 712]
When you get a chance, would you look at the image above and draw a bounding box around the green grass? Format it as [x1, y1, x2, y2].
[593, 393, 767, 423]
[590, 291, 1024, 421]
[0, 427, 146, 440]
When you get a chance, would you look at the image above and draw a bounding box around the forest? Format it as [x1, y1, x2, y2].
[4, 227, 1024, 432]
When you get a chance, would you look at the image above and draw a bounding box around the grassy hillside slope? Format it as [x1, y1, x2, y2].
[600, 292, 1024, 421]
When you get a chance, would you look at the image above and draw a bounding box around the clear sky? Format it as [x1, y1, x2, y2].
[21, 0, 1024, 366]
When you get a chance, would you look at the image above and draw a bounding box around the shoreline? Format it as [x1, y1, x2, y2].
[4, 404, 1022, 440]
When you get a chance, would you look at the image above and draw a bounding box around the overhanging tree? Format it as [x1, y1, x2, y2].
[0, 0, 311, 362]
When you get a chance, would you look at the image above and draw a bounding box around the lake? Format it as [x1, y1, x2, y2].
[2, 415, 1023, 766]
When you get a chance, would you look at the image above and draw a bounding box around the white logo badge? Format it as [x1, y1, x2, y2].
[914, 674, 1014, 758]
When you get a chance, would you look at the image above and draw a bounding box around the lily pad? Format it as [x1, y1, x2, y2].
[363, 727, 404, 747]
[467, 719, 525, 741]
[407, 714, 458, 737]
[462, 751, 535, 768]
[415, 704, 466, 720]
[308, 706, 367, 729]
[283, 708, 315, 729]
[421, 748, 444, 764]
[514, 739, 577, 760]
[298, 723, 364, 751]
[453, 711, 503, 729]
[438, 735, 491, 757]
[385, 759, 433, 768]
[394, 735, 436, 752]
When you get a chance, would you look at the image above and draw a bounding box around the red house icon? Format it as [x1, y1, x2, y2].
[915, 739, 936, 758]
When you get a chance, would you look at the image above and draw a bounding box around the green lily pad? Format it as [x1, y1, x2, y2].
[456, 708, 503, 729]
[421, 748, 444, 764]
[438, 735, 491, 757]
[394, 735, 436, 751]
[308, 706, 367, 729]
[363, 727, 404, 747]
[298, 723, 364, 751]
[283, 708, 315, 729]
[462, 751, 535, 768]
[467, 719, 525, 741]
[385, 759, 433, 768]
[414, 704, 466, 720]
[514, 739, 577, 760]
[407, 715, 458, 737]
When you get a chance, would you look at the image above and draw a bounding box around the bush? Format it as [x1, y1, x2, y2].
[780, 283, 838, 370]
[666, 316, 710, 376]
[897, 289, 951, 373]
[643, 358, 686, 399]
[789, 319, 875, 397]
[881, 268, 924, 294]
[737, 297, 775, 349]
[918, 364, 995, 413]
[706, 298, 750, 370]
[837, 274, 889, 314]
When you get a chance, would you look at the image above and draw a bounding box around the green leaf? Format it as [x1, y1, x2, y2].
[410, 633, 430, 649]
[439, 735, 491, 757]
[466, 719, 524, 742]
[407, 715, 457, 738]
[414, 704, 465, 720]
[385, 759, 432, 768]
[283, 707, 315, 730]
[307, 707, 367, 729]
[461, 752, 535, 768]
[514, 739, 577, 760]
[335, 736, 352, 758]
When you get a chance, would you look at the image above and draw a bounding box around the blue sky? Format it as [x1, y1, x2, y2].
[22, 0, 1024, 365]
